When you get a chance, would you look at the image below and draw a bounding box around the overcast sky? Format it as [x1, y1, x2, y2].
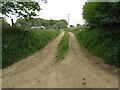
[4, 0, 87, 26]
[38, 0, 87, 26]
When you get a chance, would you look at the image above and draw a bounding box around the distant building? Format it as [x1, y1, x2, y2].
[31, 26, 45, 29]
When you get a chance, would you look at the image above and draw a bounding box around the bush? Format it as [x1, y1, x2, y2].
[83, 2, 120, 27]
[73, 28, 119, 67]
[2, 24, 60, 68]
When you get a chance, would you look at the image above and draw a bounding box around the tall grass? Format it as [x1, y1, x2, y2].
[2, 23, 60, 69]
[56, 31, 69, 61]
[72, 28, 119, 67]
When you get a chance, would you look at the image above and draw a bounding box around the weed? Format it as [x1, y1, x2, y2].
[56, 31, 69, 61]
[2, 23, 60, 69]
[72, 27, 119, 67]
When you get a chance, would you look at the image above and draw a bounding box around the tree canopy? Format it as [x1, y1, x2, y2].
[0, 1, 47, 26]
[1, 2, 41, 19]
[83, 2, 120, 27]
[70, 25, 74, 27]
[76, 24, 81, 27]
[16, 18, 68, 29]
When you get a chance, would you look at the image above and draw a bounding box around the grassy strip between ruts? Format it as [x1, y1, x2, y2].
[2, 23, 61, 69]
[56, 31, 69, 61]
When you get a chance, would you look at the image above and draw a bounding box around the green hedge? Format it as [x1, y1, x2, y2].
[2, 23, 60, 69]
[72, 28, 119, 67]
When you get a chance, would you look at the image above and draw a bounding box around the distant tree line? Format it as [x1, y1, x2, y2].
[1, 1, 68, 29]
[15, 18, 68, 29]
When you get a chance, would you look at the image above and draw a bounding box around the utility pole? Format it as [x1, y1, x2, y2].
[67, 14, 70, 27]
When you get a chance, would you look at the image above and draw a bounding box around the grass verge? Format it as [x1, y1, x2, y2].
[72, 28, 119, 67]
[2, 23, 60, 69]
[56, 31, 69, 61]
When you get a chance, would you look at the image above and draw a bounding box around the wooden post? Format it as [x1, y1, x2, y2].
[11, 19, 16, 27]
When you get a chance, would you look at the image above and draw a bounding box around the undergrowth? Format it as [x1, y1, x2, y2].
[72, 27, 119, 67]
[2, 23, 60, 69]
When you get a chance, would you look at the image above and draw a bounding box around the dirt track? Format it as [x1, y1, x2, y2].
[2, 31, 118, 88]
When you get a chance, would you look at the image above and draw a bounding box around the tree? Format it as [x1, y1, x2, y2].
[56, 20, 68, 29]
[76, 24, 81, 27]
[16, 18, 36, 28]
[70, 25, 74, 27]
[83, 2, 120, 27]
[15, 17, 68, 29]
[16, 18, 28, 27]
[59, 19, 68, 25]
[49, 19, 55, 26]
[59, 19, 68, 28]
[16, 18, 43, 28]
[40, 19, 49, 27]
[0, 1, 47, 27]
[56, 21, 64, 29]
[1, 17, 10, 27]
[30, 18, 42, 27]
